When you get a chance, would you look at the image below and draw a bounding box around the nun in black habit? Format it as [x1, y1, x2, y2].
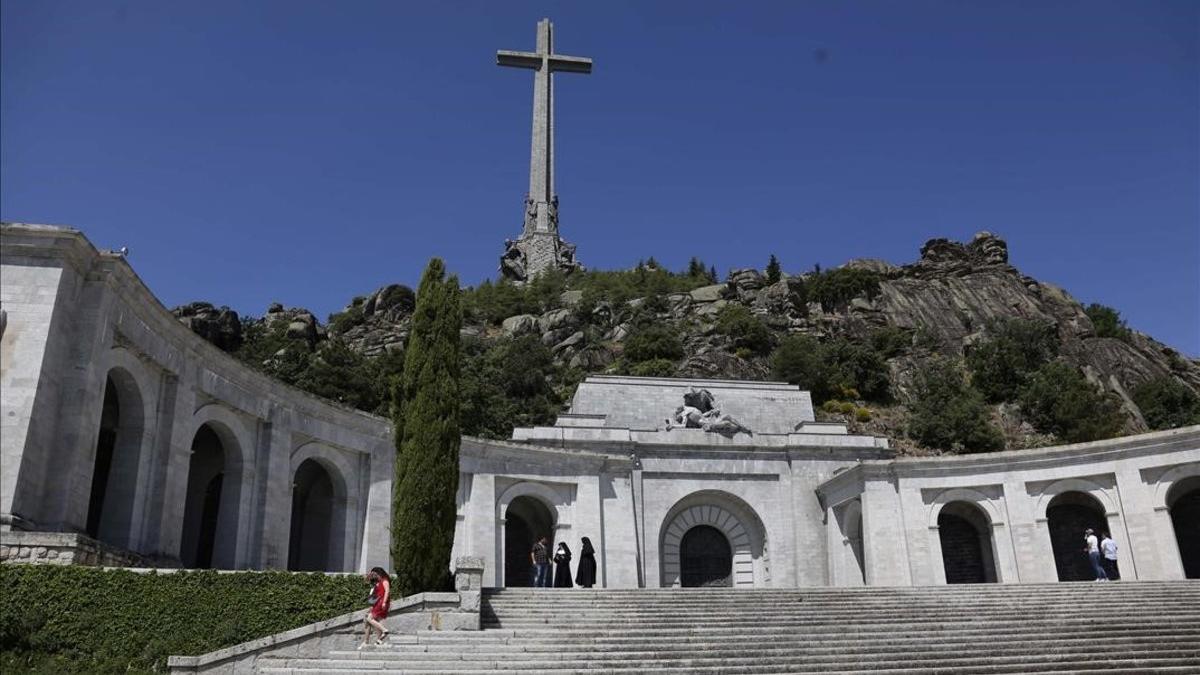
[575, 537, 597, 588]
[552, 542, 573, 588]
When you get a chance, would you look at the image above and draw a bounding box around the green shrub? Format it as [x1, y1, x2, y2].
[1017, 361, 1124, 443]
[825, 339, 891, 402]
[765, 255, 781, 285]
[838, 401, 856, 415]
[771, 335, 892, 404]
[327, 304, 366, 335]
[820, 399, 843, 414]
[623, 324, 684, 363]
[629, 358, 678, 377]
[966, 318, 1059, 403]
[772, 335, 837, 403]
[907, 358, 1004, 453]
[807, 268, 882, 312]
[0, 566, 362, 673]
[1132, 377, 1200, 430]
[870, 326, 912, 359]
[715, 304, 772, 356]
[855, 407, 872, 422]
[1085, 303, 1131, 341]
[459, 336, 567, 439]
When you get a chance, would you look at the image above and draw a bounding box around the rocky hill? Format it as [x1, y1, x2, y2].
[174, 232, 1200, 454]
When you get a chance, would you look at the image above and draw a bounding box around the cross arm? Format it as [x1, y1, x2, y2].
[497, 50, 541, 69]
[547, 54, 592, 74]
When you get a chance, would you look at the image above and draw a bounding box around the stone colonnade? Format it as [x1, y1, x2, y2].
[818, 428, 1200, 586]
[1, 224, 393, 571]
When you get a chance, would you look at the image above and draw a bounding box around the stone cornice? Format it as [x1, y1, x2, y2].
[817, 425, 1200, 497]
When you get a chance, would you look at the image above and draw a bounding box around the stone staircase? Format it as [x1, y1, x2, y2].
[257, 581, 1200, 674]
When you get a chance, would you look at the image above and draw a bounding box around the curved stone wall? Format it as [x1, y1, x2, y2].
[818, 426, 1200, 585]
[1, 223, 393, 571]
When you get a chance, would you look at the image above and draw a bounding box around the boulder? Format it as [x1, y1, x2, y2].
[689, 284, 726, 303]
[726, 268, 766, 292]
[172, 302, 243, 352]
[364, 284, 416, 318]
[501, 314, 539, 336]
[560, 290, 584, 306]
[539, 308, 576, 333]
[553, 331, 585, 353]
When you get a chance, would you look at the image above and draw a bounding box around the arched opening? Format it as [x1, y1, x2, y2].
[180, 424, 239, 569]
[1046, 491, 1107, 581]
[288, 459, 335, 571]
[938, 501, 997, 584]
[503, 495, 555, 587]
[85, 372, 145, 549]
[1167, 476, 1200, 579]
[680, 525, 732, 587]
[836, 500, 866, 585]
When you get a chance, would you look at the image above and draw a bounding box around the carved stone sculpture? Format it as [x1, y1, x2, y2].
[665, 388, 750, 436]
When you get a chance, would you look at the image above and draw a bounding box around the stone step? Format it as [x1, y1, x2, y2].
[482, 603, 1200, 620]
[481, 612, 1200, 631]
[425, 616, 1200, 641]
[352, 628, 1200, 655]
[258, 648, 1200, 673]
[328, 633, 1200, 661]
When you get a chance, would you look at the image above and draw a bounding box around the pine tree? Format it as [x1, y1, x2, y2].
[390, 258, 462, 596]
[687, 257, 705, 278]
[708, 265, 719, 284]
[766, 254, 781, 284]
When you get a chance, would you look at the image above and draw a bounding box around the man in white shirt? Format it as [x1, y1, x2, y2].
[1084, 528, 1108, 581]
[1100, 532, 1120, 580]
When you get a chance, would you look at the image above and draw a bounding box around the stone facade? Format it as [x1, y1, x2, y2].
[3, 222, 1199, 589]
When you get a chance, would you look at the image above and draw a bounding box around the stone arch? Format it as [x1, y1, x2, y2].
[660, 491, 767, 588]
[1165, 473, 1200, 579]
[1045, 490, 1108, 582]
[1034, 477, 1119, 520]
[288, 443, 361, 572]
[179, 406, 253, 569]
[934, 501, 998, 584]
[85, 358, 153, 551]
[1153, 463, 1200, 510]
[832, 499, 865, 586]
[496, 482, 571, 588]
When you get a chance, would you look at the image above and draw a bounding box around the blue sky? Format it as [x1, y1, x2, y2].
[3, 1, 1198, 354]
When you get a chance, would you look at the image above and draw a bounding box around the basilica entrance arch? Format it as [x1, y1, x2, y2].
[680, 525, 732, 587]
[502, 495, 556, 587]
[660, 491, 767, 588]
[1167, 476, 1200, 579]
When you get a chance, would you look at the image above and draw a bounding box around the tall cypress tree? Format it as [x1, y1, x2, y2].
[390, 258, 462, 596]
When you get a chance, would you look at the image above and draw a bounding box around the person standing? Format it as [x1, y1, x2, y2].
[575, 536, 597, 588]
[531, 535, 551, 588]
[1084, 528, 1108, 581]
[360, 567, 391, 649]
[1100, 532, 1121, 580]
[553, 542, 574, 588]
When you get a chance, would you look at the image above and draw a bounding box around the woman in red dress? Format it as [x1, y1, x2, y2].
[360, 567, 391, 649]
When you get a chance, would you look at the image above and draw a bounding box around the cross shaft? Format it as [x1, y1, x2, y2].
[497, 18, 592, 234]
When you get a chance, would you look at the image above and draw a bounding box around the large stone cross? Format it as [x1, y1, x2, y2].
[498, 18, 592, 235]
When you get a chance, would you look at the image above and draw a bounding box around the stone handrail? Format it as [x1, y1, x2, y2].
[167, 557, 485, 673]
